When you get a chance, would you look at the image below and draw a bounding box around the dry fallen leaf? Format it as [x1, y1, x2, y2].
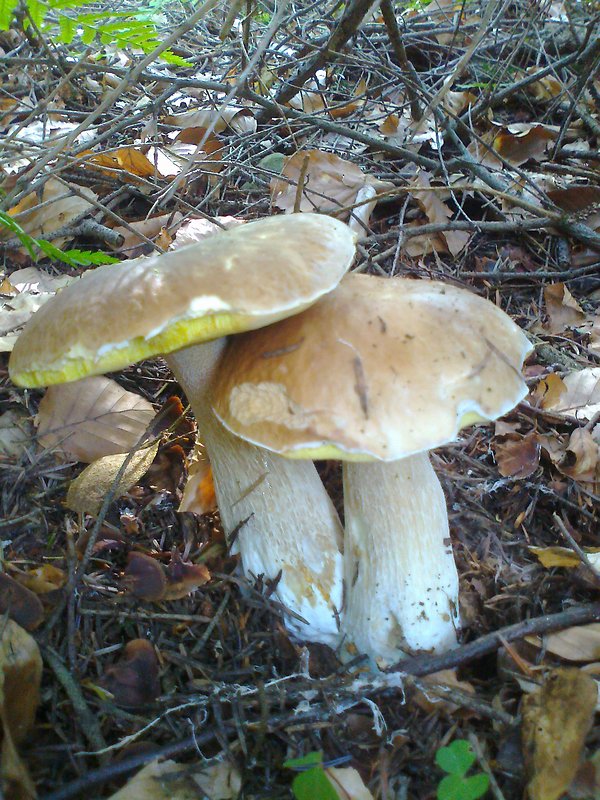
[163, 105, 256, 135]
[270, 150, 393, 224]
[326, 765, 374, 799]
[528, 546, 600, 571]
[543, 367, 600, 421]
[407, 171, 469, 256]
[522, 668, 597, 800]
[111, 212, 184, 255]
[0, 268, 79, 352]
[170, 216, 243, 250]
[0, 573, 44, 631]
[36, 376, 156, 463]
[100, 639, 160, 709]
[0, 409, 32, 459]
[544, 283, 586, 333]
[87, 148, 162, 181]
[0, 620, 42, 800]
[5, 177, 98, 247]
[494, 431, 541, 478]
[527, 624, 600, 663]
[66, 442, 159, 516]
[11, 564, 67, 595]
[123, 551, 210, 602]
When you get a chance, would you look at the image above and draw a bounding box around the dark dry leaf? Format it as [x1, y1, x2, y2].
[101, 639, 160, 708]
[163, 551, 210, 601]
[494, 432, 541, 478]
[0, 573, 44, 631]
[123, 552, 167, 601]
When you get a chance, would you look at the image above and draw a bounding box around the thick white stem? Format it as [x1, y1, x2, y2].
[167, 343, 344, 646]
[342, 453, 459, 667]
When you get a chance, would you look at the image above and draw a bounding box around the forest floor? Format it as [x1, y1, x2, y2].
[1, 0, 600, 798]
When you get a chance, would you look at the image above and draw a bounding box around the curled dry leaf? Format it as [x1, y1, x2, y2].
[0, 620, 43, 800]
[533, 372, 566, 410]
[0, 573, 44, 631]
[544, 283, 586, 333]
[36, 375, 156, 463]
[522, 668, 597, 800]
[407, 171, 470, 256]
[124, 551, 210, 602]
[87, 148, 162, 181]
[100, 639, 160, 709]
[5, 177, 98, 247]
[66, 441, 160, 516]
[543, 367, 600, 421]
[270, 150, 393, 224]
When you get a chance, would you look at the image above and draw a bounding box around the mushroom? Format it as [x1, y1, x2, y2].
[211, 273, 532, 666]
[9, 214, 357, 645]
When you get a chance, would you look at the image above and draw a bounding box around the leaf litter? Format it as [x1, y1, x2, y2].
[1, 0, 599, 797]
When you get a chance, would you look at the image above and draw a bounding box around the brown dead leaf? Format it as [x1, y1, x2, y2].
[412, 669, 476, 715]
[493, 124, 558, 166]
[544, 367, 600, 421]
[162, 552, 210, 601]
[192, 760, 242, 799]
[407, 171, 469, 256]
[522, 668, 597, 800]
[558, 428, 599, 482]
[37, 376, 156, 463]
[494, 431, 541, 478]
[5, 177, 98, 247]
[111, 212, 184, 255]
[0, 409, 32, 459]
[524, 68, 564, 101]
[66, 441, 159, 516]
[107, 758, 241, 800]
[123, 552, 167, 601]
[270, 149, 393, 221]
[145, 444, 186, 494]
[527, 624, 600, 662]
[100, 639, 160, 709]
[163, 105, 256, 135]
[87, 148, 161, 181]
[0, 620, 42, 800]
[0, 573, 44, 631]
[544, 283, 586, 332]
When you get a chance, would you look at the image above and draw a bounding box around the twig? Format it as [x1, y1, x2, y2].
[553, 513, 600, 585]
[42, 646, 107, 756]
[389, 603, 600, 676]
[468, 733, 507, 800]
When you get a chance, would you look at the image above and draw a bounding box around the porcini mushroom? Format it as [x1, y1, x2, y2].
[211, 273, 532, 666]
[9, 214, 357, 645]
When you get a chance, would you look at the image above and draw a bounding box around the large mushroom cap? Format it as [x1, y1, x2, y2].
[212, 273, 533, 460]
[10, 214, 356, 388]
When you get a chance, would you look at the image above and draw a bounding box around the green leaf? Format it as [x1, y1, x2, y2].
[437, 773, 489, 800]
[291, 768, 340, 800]
[435, 741, 477, 777]
[57, 13, 75, 42]
[0, 0, 19, 30]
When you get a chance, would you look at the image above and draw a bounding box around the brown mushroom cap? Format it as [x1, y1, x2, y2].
[212, 273, 532, 461]
[10, 214, 356, 388]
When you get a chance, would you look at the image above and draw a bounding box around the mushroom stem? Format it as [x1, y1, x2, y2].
[166, 342, 344, 646]
[342, 452, 459, 667]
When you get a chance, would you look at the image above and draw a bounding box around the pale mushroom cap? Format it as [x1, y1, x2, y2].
[212, 273, 533, 461]
[10, 214, 356, 388]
